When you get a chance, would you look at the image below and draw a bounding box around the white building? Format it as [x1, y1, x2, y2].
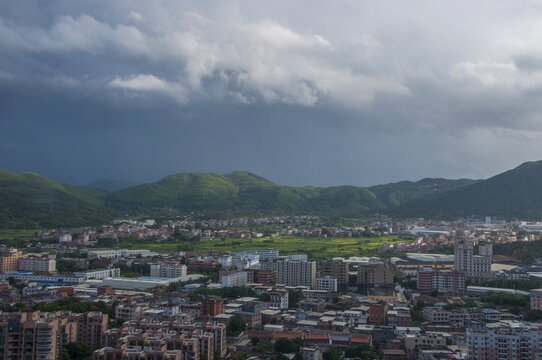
[18, 257, 56, 273]
[243, 249, 280, 259]
[454, 236, 492, 280]
[316, 276, 338, 293]
[58, 234, 72, 243]
[150, 263, 187, 278]
[74, 268, 121, 280]
[85, 249, 158, 259]
[218, 256, 233, 268]
[221, 272, 248, 287]
[269, 289, 289, 309]
[300, 347, 323, 360]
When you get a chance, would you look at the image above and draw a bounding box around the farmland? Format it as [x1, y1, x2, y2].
[119, 235, 412, 259]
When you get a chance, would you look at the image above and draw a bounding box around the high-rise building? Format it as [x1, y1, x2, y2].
[454, 236, 492, 281]
[276, 259, 316, 288]
[357, 259, 393, 288]
[69, 311, 108, 347]
[321, 259, 349, 290]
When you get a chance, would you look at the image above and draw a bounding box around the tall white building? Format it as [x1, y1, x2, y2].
[58, 234, 72, 243]
[454, 235, 492, 281]
[277, 259, 316, 288]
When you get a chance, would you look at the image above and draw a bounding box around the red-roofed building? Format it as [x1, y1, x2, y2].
[304, 333, 331, 346]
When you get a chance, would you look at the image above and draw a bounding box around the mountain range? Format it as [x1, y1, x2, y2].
[2, 161, 542, 229]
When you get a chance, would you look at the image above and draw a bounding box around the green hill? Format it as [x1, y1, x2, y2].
[0, 169, 110, 229]
[5, 161, 542, 229]
[392, 161, 542, 219]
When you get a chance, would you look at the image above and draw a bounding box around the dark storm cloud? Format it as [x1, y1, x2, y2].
[2, 0, 542, 186]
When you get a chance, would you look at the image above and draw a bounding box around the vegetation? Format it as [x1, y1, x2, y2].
[58, 342, 93, 360]
[7, 297, 115, 317]
[391, 160, 542, 219]
[274, 337, 303, 353]
[119, 235, 410, 259]
[228, 315, 246, 336]
[493, 240, 542, 263]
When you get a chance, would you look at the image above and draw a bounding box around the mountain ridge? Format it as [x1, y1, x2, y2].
[1, 162, 541, 229]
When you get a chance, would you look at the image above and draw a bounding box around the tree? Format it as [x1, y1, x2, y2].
[228, 315, 246, 336]
[274, 338, 302, 353]
[58, 342, 93, 360]
[251, 336, 260, 346]
[323, 348, 342, 360]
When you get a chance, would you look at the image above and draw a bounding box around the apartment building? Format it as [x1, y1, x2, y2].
[18, 256, 57, 273]
[467, 320, 542, 360]
[403, 332, 447, 359]
[320, 259, 349, 290]
[150, 263, 188, 278]
[269, 289, 289, 310]
[69, 311, 108, 348]
[115, 303, 149, 321]
[417, 268, 465, 295]
[221, 271, 248, 287]
[357, 260, 393, 288]
[0, 247, 22, 273]
[454, 236, 492, 281]
[276, 259, 316, 288]
[256, 269, 277, 285]
[316, 276, 338, 293]
[531, 289, 542, 310]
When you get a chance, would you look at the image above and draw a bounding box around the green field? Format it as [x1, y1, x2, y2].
[120, 235, 411, 259]
[0, 229, 37, 241]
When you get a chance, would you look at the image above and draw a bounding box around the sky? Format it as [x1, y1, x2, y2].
[2, 1, 542, 187]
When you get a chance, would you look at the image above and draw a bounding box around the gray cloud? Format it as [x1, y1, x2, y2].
[2, 0, 542, 186]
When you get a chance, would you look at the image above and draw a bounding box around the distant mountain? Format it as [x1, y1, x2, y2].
[4, 161, 542, 229]
[392, 161, 542, 219]
[0, 169, 110, 229]
[368, 178, 479, 208]
[86, 179, 140, 192]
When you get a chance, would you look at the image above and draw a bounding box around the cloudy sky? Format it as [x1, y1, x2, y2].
[2, 0, 542, 187]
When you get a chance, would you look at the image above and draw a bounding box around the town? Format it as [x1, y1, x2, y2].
[1, 216, 542, 359]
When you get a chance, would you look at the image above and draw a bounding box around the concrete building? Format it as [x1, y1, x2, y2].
[403, 332, 447, 360]
[454, 236, 492, 281]
[59, 234, 72, 243]
[150, 263, 187, 278]
[300, 347, 323, 360]
[357, 259, 393, 289]
[256, 269, 276, 285]
[269, 289, 289, 310]
[221, 271, 248, 287]
[316, 276, 338, 293]
[277, 259, 316, 288]
[0, 247, 22, 273]
[417, 268, 466, 295]
[467, 320, 542, 360]
[531, 289, 542, 311]
[115, 303, 148, 321]
[18, 256, 56, 273]
[69, 311, 108, 347]
[74, 268, 121, 280]
[320, 259, 349, 290]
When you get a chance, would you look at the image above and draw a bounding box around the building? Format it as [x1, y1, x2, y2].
[300, 347, 323, 360]
[467, 320, 542, 360]
[150, 263, 187, 278]
[403, 332, 447, 360]
[369, 303, 388, 324]
[256, 269, 277, 285]
[74, 268, 121, 280]
[316, 276, 338, 293]
[276, 259, 316, 288]
[531, 289, 542, 311]
[59, 234, 72, 243]
[269, 289, 289, 310]
[115, 303, 149, 321]
[454, 236, 492, 281]
[320, 259, 349, 290]
[243, 249, 280, 259]
[417, 268, 466, 295]
[18, 256, 56, 273]
[70, 312, 108, 347]
[221, 271, 248, 287]
[0, 247, 22, 273]
[357, 259, 393, 289]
